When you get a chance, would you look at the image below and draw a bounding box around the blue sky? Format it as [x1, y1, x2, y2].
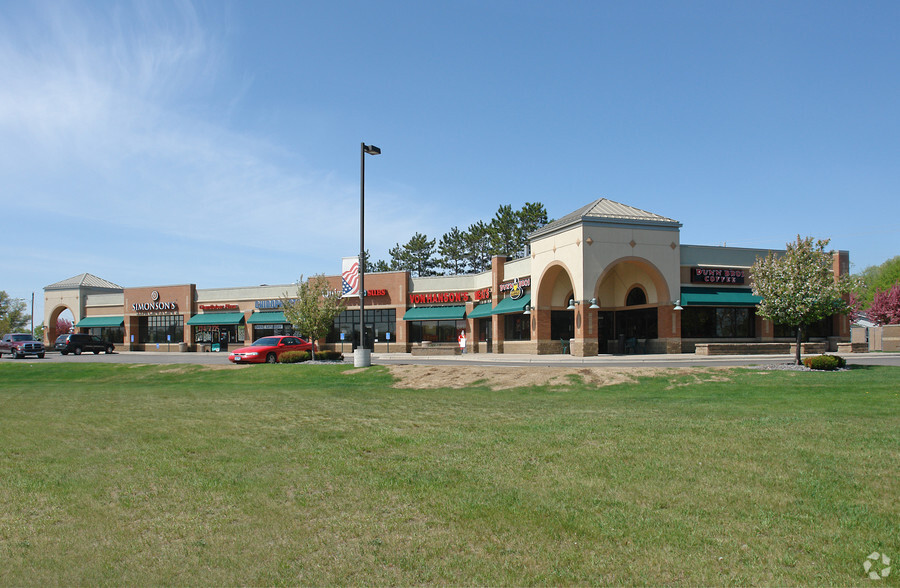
[2, 1, 898, 324]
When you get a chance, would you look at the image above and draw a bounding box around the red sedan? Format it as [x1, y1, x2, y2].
[228, 336, 315, 364]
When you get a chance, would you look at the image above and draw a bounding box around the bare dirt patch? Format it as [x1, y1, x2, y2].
[384, 365, 731, 391]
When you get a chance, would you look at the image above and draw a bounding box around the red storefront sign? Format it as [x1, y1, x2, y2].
[409, 291, 470, 304]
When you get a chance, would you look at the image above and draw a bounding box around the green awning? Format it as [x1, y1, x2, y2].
[247, 311, 288, 324]
[403, 306, 467, 321]
[492, 293, 531, 315]
[467, 303, 495, 319]
[680, 287, 761, 307]
[76, 316, 124, 328]
[187, 312, 246, 326]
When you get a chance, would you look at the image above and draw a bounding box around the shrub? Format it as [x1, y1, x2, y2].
[279, 351, 310, 364]
[314, 350, 345, 361]
[802, 354, 846, 371]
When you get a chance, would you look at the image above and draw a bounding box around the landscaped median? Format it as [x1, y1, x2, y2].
[0, 363, 897, 585]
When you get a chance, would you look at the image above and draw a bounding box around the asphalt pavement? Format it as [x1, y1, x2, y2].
[8, 349, 900, 368]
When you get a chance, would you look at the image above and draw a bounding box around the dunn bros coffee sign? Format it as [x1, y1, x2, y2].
[690, 267, 746, 284]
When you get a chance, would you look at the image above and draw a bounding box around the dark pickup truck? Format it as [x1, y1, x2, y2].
[0, 333, 46, 359]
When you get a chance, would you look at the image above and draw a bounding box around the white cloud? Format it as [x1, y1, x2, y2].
[0, 1, 419, 259]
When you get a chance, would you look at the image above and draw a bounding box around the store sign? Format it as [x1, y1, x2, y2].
[200, 304, 239, 311]
[366, 289, 387, 296]
[500, 277, 530, 300]
[255, 300, 283, 309]
[409, 291, 470, 304]
[474, 287, 491, 301]
[132, 300, 178, 312]
[691, 267, 746, 284]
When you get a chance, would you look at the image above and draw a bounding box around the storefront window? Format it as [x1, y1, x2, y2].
[503, 314, 531, 341]
[194, 324, 245, 345]
[138, 315, 184, 344]
[616, 307, 658, 339]
[773, 315, 833, 339]
[478, 318, 491, 342]
[327, 309, 396, 344]
[626, 287, 647, 306]
[89, 327, 124, 344]
[551, 310, 574, 340]
[409, 320, 465, 343]
[682, 307, 755, 338]
[252, 323, 298, 338]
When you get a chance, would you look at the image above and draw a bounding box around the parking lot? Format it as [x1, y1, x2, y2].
[8, 349, 900, 368]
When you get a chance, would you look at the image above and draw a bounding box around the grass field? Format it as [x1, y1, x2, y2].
[0, 363, 897, 585]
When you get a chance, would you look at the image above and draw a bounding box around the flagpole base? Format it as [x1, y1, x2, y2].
[354, 348, 371, 368]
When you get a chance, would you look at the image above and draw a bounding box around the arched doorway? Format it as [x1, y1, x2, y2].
[594, 258, 671, 354]
[47, 305, 76, 346]
[534, 262, 577, 354]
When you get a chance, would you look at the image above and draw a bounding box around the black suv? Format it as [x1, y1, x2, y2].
[55, 333, 115, 355]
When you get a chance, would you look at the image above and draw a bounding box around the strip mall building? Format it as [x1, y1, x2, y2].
[43, 199, 851, 355]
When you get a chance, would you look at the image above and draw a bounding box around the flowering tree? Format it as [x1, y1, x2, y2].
[56, 317, 73, 335]
[751, 236, 851, 365]
[867, 284, 900, 325]
[281, 274, 345, 361]
[848, 292, 866, 323]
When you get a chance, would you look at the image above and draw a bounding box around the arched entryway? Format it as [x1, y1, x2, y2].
[533, 262, 577, 354]
[46, 305, 76, 346]
[594, 258, 672, 354]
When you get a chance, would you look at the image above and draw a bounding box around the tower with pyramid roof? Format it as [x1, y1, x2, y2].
[43, 274, 124, 345]
[527, 198, 683, 355]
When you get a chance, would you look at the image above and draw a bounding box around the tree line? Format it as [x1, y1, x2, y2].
[363, 202, 551, 277]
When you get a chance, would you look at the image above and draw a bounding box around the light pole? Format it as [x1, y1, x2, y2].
[356, 142, 381, 368]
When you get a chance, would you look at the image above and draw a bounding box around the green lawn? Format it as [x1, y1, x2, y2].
[0, 363, 897, 586]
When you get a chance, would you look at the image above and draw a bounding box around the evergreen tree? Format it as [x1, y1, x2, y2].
[388, 242, 410, 272]
[518, 201, 550, 242]
[404, 232, 439, 277]
[464, 221, 492, 273]
[371, 259, 392, 273]
[438, 226, 468, 275]
[489, 204, 521, 257]
[488, 202, 550, 259]
[360, 250, 372, 274]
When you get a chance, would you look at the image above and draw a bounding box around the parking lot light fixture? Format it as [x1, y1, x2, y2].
[356, 142, 381, 368]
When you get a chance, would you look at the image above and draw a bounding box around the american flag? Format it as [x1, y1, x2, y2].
[341, 256, 360, 297]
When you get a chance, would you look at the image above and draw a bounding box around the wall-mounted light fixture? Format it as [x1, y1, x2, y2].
[589, 298, 600, 309]
[674, 299, 683, 311]
[567, 299, 577, 310]
[523, 304, 531, 315]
